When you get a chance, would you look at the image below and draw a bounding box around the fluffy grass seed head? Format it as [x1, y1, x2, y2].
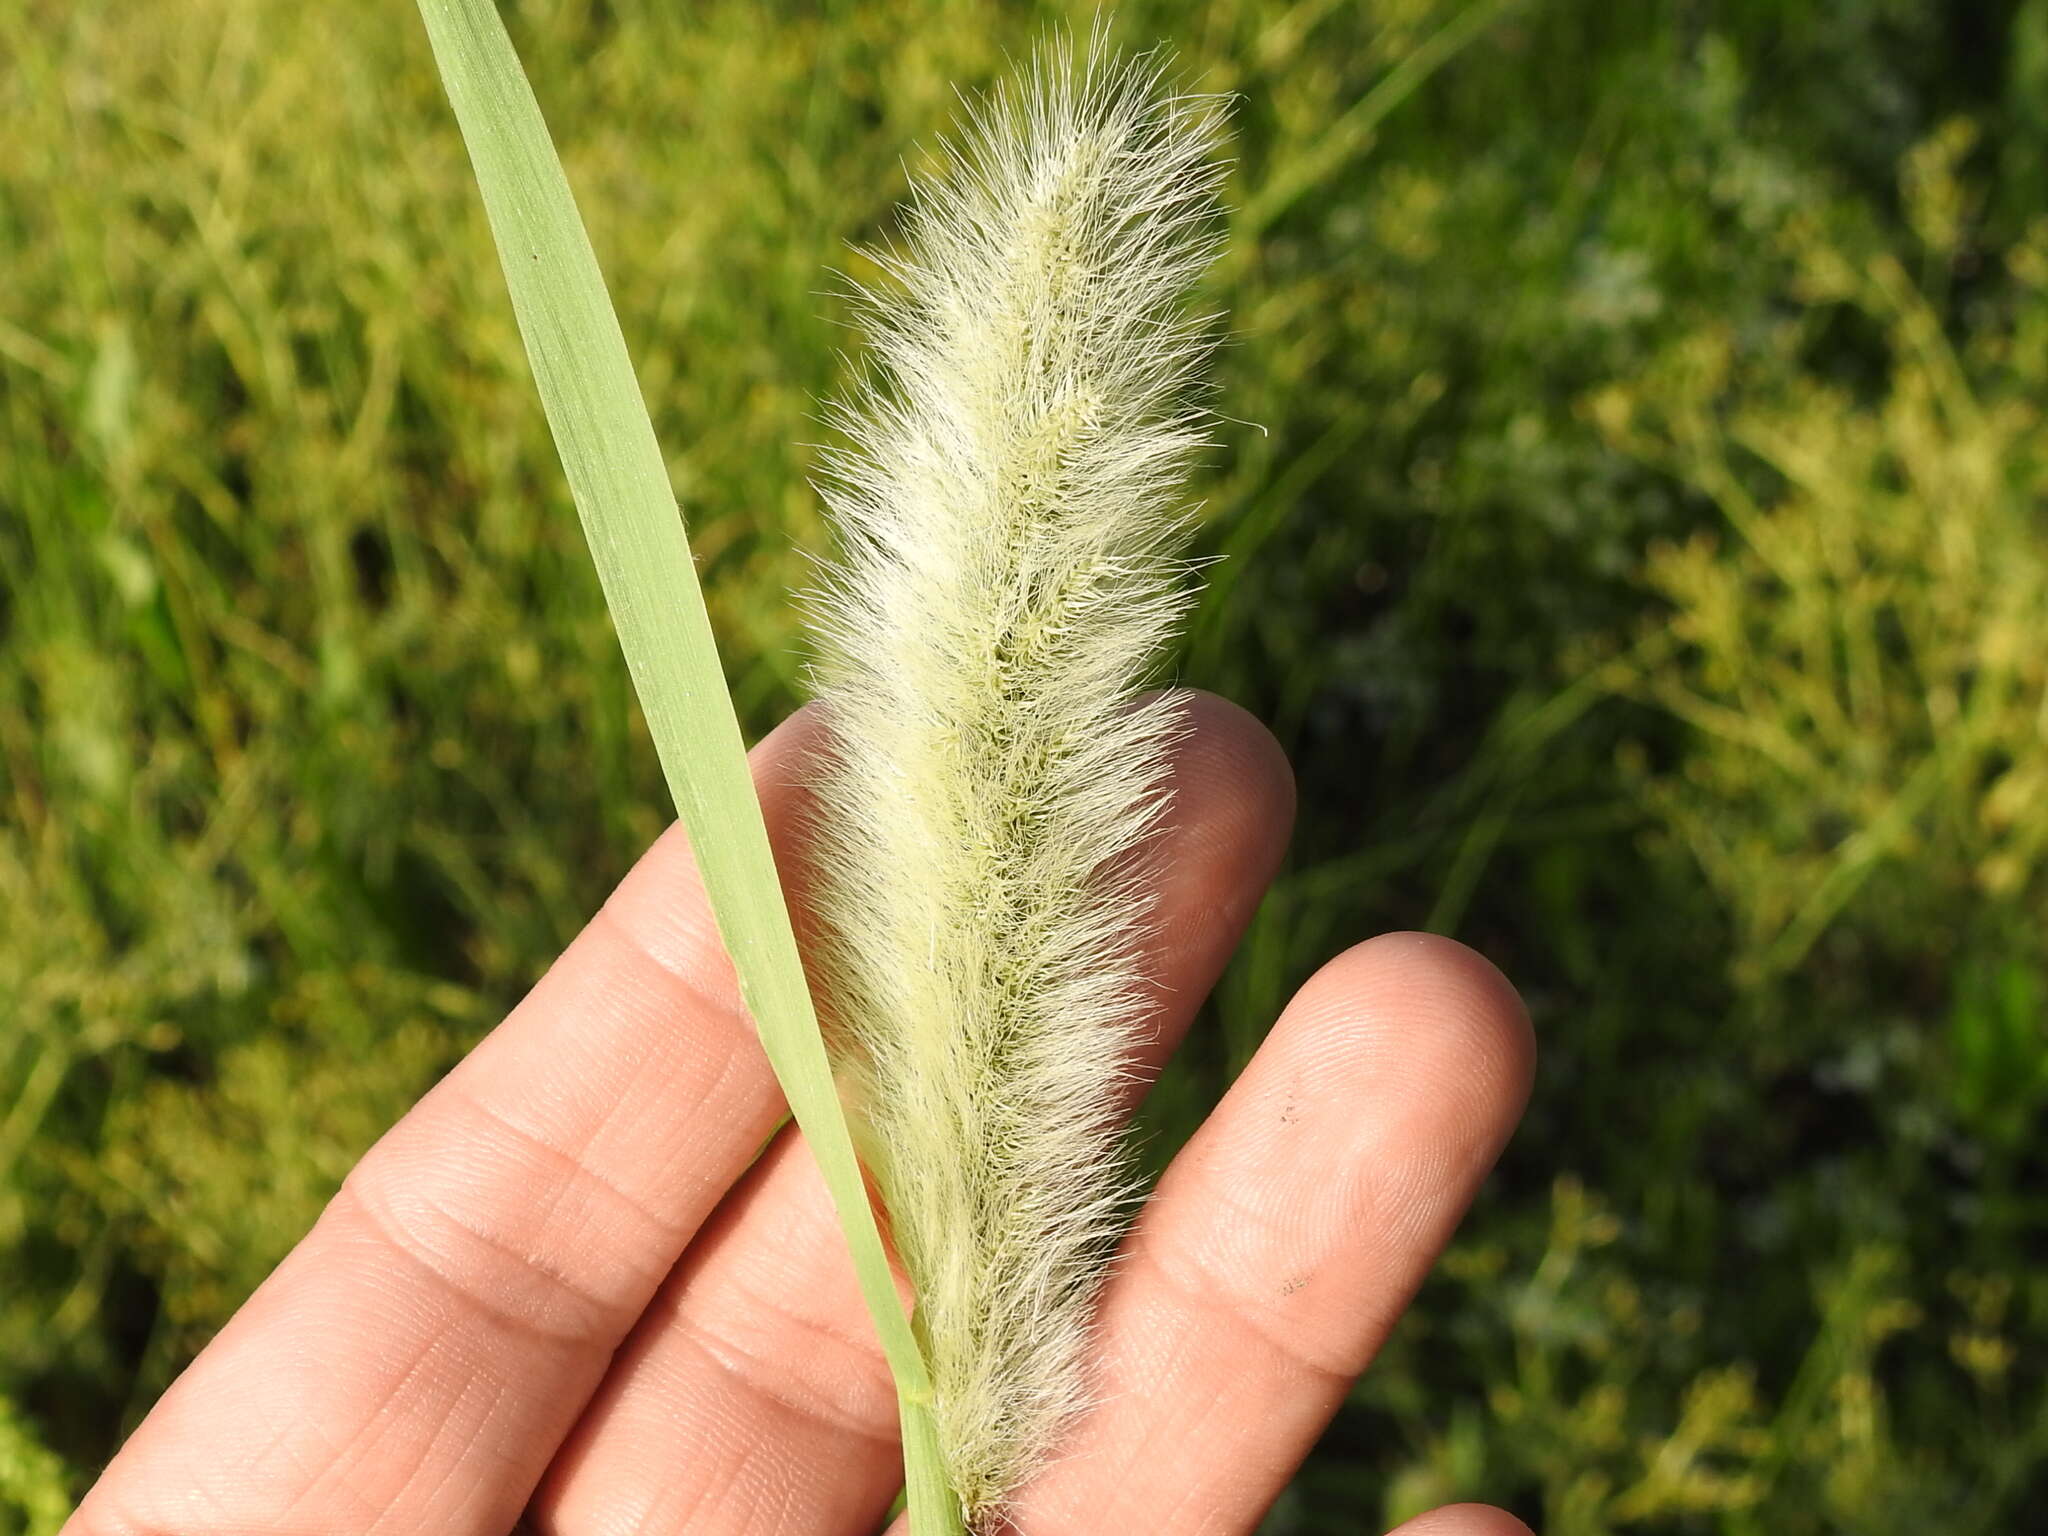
[803, 35, 1229, 1526]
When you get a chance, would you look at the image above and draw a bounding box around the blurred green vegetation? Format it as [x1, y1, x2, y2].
[4, 0, 2046, 1530]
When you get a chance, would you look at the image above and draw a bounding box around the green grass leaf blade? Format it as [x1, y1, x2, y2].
[409, 4, 961, 1529]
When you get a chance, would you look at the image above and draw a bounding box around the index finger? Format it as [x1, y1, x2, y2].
[68, 711, 832, 1536]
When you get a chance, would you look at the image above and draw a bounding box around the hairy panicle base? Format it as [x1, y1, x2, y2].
[804, 35, 1227, 1527]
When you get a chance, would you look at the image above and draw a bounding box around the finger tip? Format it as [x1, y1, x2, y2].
[1125, 691, 1294, 1012]
[1386, 1503, 1536, 1536]
[1364, 931, 1535, 1098]
[754, 699, 830, 790]
[1168, 687, 1298, 822]
[1295, 931, 1535, 1146]
[1153, 689, 1297, 883]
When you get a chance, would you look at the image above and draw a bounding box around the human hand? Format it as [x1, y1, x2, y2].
[67, 692, 1535, 1536]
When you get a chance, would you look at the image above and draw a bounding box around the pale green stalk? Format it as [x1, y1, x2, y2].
[409, 3, 963, 1530]
[807, 40, 1229, 1525]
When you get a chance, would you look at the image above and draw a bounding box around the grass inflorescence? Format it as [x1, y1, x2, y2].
[805, 41, 1228, 1520]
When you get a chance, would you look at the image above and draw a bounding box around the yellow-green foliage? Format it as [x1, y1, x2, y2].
[1399, 1184, 1938, 1536]
[807, 45, 1224, 1518]
[8, 3, 2048, 1533]
[1588, 120, 2048, 982]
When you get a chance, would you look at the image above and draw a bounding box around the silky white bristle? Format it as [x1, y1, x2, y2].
[803, 34, 1228, 1524]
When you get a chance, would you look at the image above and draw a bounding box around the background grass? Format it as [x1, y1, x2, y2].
[4, 0, 2047, 1530]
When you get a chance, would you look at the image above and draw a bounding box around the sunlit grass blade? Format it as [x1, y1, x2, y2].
[409, 3, 963, 1529]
